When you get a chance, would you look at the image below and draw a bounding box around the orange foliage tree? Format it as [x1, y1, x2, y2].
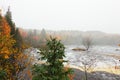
[0, 15, 10, 35]
[0, 11, 33, 80]
[0, 13, 13, 58]
[0, 13, 16, 79]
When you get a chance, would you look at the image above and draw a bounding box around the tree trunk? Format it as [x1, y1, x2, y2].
[85, 65, 88, 80]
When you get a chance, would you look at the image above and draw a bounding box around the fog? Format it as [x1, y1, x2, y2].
[0, 0, 120, 33]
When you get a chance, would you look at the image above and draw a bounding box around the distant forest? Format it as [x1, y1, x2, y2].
[19, 28, 120, 47]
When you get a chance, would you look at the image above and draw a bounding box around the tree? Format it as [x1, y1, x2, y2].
[39, 28, 47, 47]
[0, 27, 32, 80]
[5, 7, 16, 36]
[80, 57, 96, 80]
[32, 37, 72, 80]
[0, 10, 32, 80]
[0, 15, 11, 35]
[5, 8, 24, 49]
[76, 53, 97, 80]
[0, 69, 7, 80]
[0, 13, 16, 79]
[82, 34, 93, 51]
[14, 28, 23, 48]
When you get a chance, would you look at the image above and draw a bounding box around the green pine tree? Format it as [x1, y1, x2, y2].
[5, 7, 16, 36]
[0, 69, 7, 80]
[39, 28, 47, 47]
[32, 37, 72, 80]
[5, 8, 23, 49]
[14, 28, 23, 48]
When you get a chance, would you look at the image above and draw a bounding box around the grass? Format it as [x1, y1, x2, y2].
[68, 65, 120, 75]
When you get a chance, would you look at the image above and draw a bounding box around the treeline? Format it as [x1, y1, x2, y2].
[21, 28, 47, 48]
[48, 31, 120, 46]
[21, 29, 120, 46]
[20, 29, 62, 48]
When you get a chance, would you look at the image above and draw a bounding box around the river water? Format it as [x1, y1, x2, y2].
[64, 45, 120, 68]
[26, 45, 120, 68]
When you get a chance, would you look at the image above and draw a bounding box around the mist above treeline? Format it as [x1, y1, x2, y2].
[19, 28, 120, 48]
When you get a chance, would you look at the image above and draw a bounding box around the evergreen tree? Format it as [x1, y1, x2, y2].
[14, 28, 23, 48]
[5, 7, 16, 36]
[32, 37, 72, 80]
[39, 28, 47, 46]
[5, 8, 23, 48]
[0, 15, 3, 32]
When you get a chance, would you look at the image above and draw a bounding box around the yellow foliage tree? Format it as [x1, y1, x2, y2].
[0, 16, 10, 35]
[0, 12, 33, 80]
[0, 14, 14, 59]
[0, 14, 16, 79]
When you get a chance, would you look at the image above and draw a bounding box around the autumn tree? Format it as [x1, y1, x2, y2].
[0, 38, 32, 80]
[0, 9, 32, 80]
[0, 15, 10, 35]
[0, 34, 17, 79]
[2, 29, 31, 80]
[32, 37, 72, 80]
[0, 13, 16, 79]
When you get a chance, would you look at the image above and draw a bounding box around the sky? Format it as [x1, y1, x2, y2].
[0, 0, 120, 34]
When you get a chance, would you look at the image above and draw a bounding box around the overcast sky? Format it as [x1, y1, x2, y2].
[0, 0, 120, 33]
